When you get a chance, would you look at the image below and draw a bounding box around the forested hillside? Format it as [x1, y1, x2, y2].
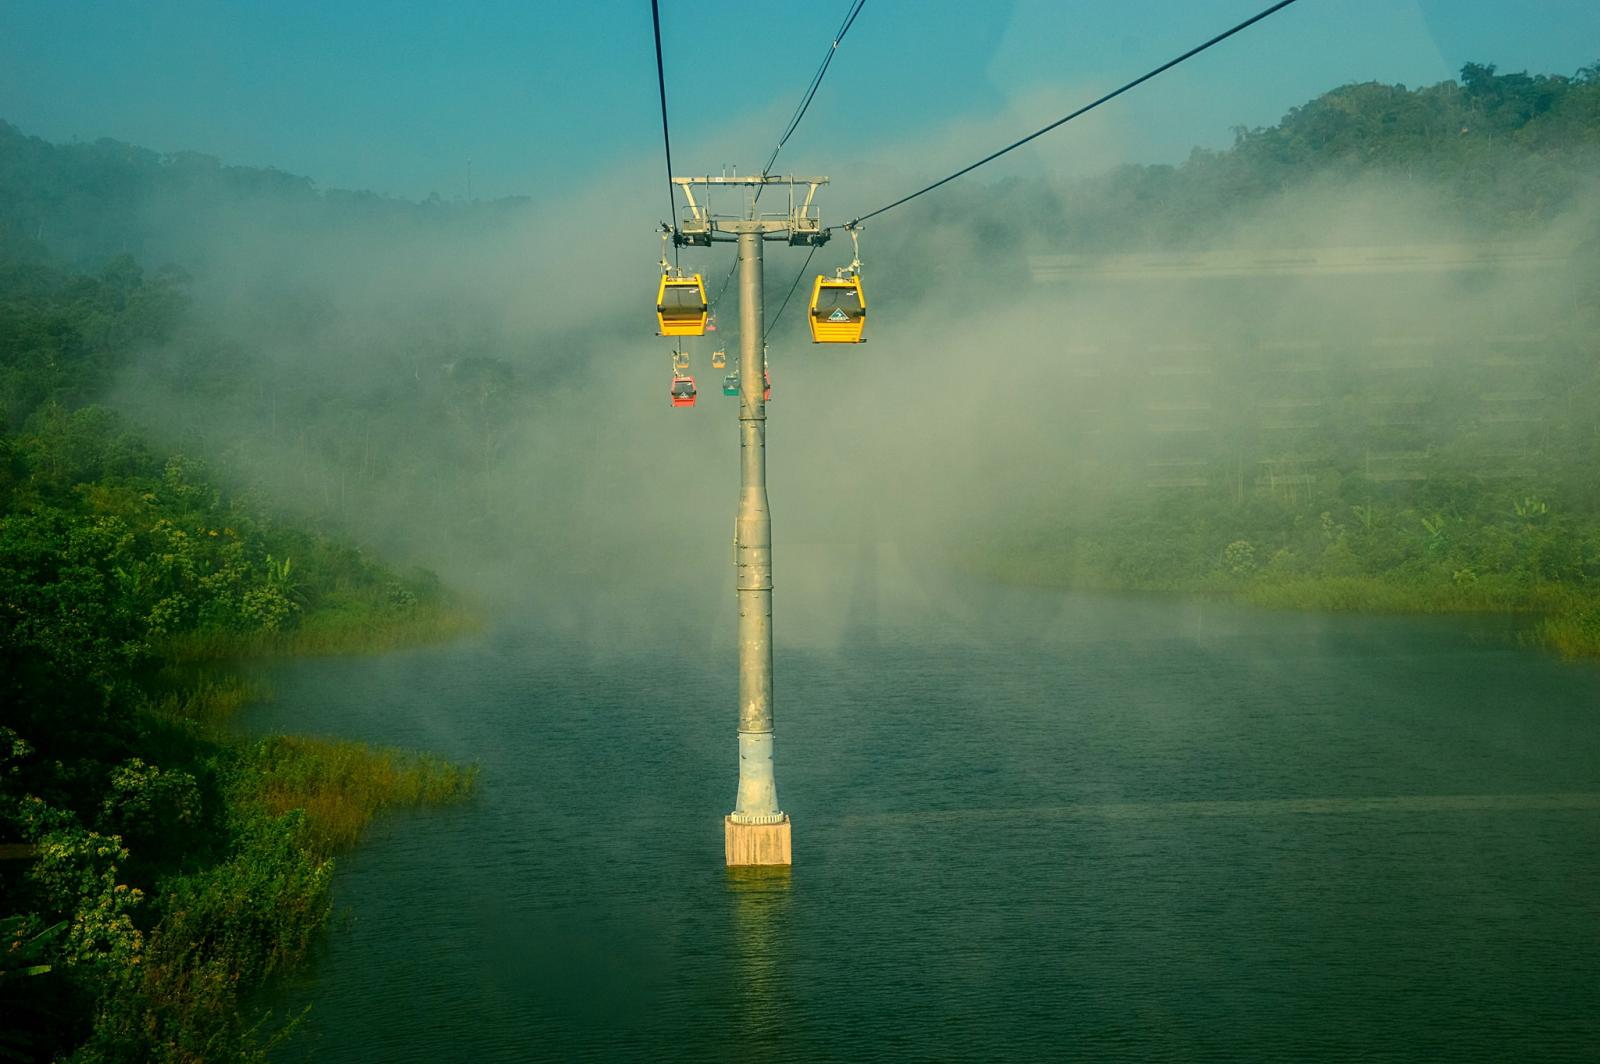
[958, 64, 1600, 656]
[882, 61, 1600, 268]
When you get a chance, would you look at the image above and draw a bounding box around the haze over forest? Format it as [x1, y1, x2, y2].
[4, 60, 1598, 612]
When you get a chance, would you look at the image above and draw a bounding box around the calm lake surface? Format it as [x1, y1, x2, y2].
[245, 549, 1600, 1062]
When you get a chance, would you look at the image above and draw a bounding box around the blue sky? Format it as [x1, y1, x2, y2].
[3, 1, 1597, 202]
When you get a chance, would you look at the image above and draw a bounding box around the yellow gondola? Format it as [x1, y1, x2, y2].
[808, 273, 866, 344]
[657, 273, 708, 336]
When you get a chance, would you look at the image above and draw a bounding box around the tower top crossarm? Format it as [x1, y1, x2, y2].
[672, 175, 830, 246]
[672, 176, 829, 186]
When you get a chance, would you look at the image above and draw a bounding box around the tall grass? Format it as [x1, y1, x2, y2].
[143, 672, 266, 729]
[1531, 606, 1600, 660]
[159, 601, 480, 665]
[240, 736, 477, 860]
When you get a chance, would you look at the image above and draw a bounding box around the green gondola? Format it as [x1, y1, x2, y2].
[722, 373, 739, 396]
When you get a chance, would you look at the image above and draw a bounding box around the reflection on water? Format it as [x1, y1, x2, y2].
[848, 791, 1600, 825]
[245, 565, 1600, 1062]
[726, 867, 792, 1047]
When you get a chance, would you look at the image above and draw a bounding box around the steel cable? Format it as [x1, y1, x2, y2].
[759, 0, 867, 186]
[835, 0, 1304, 230]
[715, 0, 867, 315]
[650, 0, 679, 265]
[765, 245, 819, 339]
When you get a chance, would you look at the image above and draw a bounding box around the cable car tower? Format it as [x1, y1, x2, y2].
[669, 174, 830, 866]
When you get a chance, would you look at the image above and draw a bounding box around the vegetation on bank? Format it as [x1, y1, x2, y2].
[0, 247, 477, 1060]
[976, 487, 1600, 659]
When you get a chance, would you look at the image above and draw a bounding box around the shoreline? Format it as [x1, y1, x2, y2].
[973, 556, 1600, 660]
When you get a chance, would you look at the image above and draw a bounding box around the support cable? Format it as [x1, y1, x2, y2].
[650, 0, 679, 266]
[765, 245, 819, 339]
[835, 0, 1303, 230]
[758, 0, 867, 189]
[709, 255, 739, 315]
[714, 0, 866, 313]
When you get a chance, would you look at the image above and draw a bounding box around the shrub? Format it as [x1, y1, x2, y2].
[1223, 539, 1257, 576]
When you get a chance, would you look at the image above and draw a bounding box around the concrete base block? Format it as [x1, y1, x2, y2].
[724, 815, 792, 866]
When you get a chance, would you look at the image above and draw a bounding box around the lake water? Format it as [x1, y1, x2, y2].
[245, 548, 1600, 1062]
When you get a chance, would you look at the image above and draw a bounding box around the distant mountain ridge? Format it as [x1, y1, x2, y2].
[3, 61, 1597, 279]
[0, 119, 528, 270]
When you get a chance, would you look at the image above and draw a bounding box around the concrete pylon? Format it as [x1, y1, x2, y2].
[669, 175, 829, 866]
[726, 225, 790, 866]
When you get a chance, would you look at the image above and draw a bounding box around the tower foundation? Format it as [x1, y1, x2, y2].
[725, 815, 792, 866]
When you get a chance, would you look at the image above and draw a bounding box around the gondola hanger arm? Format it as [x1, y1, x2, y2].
[659, 225, 674, 274]
[836, 226, 863, 279]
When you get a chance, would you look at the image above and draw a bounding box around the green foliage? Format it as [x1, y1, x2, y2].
[1, 915, 65, 979]
[26, 829, 145, 976]
[0, 916, 77, 1064]
[1222, 539, 1257, 576]
[81, 808, 331, 1064]
[96, 758, 203, 863]
[1513, 495, 1549, 522]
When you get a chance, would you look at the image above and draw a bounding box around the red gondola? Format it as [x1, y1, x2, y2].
[670, 374, 697, 408]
